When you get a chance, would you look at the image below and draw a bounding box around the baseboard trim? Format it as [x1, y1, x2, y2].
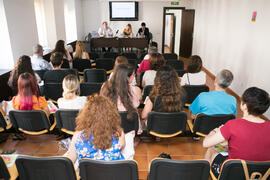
[202, 67, 269, 120]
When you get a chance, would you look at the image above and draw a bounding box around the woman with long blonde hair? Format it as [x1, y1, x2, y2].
[73, 41, 89, 60]
[66, 94, 125, 162]
[57, 74, 87, 109]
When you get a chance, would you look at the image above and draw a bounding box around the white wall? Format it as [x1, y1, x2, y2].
[3, 0, 39, 62]
[75, 0, 84, 40]
[191, 0, 270, 117]
[82, 0, 191, 52]
[0, 0, 13, 69]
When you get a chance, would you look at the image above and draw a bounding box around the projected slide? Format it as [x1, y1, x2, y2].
[110, 2, 138, 21]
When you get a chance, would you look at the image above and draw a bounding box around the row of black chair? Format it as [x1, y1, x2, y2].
[2, 155, 269, 180]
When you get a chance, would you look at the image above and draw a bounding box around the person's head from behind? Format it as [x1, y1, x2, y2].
[54, 40, 66, 54]
[62, 74, 80, 99]
[50, 52, 63, 69]
[141, 22, 146, 30]
[74, 41, 85, 59]
[149, 53, 165, 71]
[114, 56, 128, 69]
[187, 55, 203, 73]
[241, 87, 270, 117]
[33, 44, 43, 56]
[102, 21, 108, 29]
[18, 72, 39, 110]
[215, 69, 233, 89]
[14, 55, 34, 75]
[148, 46, 158, 55]
[104, 64, 135, 120]
[150, 65, 185, 112]
[75, 94, 122, 150]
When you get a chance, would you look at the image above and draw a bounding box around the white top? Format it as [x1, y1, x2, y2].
[73, 52, 88, 59]
[57, 96, 87, 109]
[181, 71, 206, 85]
[143, 70, 156, 86]
[31, 55, 52, 71]
[98, 27, 113, 37]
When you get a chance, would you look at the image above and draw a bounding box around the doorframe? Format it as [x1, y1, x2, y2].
[164, 13, 175, 53]
[162, 7, 185, 54]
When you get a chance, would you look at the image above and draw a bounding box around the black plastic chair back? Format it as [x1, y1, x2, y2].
[88, 52, 100, 61]
[80, 82, 102, 96]
[121, 52, 138, 60]
[55, 109, 79, 133]
[162, 53, 178, 60]
[194, 114, 235, 135]
[79, 159, 138, 180]
[96, 58, 114, 71]
[35, 70, 47, 80]
[218, 160, 270, 180]
[147, 112, 187, 136]
[128, 59, 138, 69]
[73, 59, 92, 73]
[83, 69, 107, 83]
[0, 156, 10, 180]
[149, 159, 210, 180]
[61, 59, 70, 69]
[119, 111, 139, 133]
[43, 69, 78, 84]
[44, 83, 63, 101]
[138, 52, 147, 63]
[142, 85, 153, 102]
[183, 85, 210, 104]
[15, 156, 77, 180]
[166, 60, 184, 70]
[103, 52, 119, 59]
[9, 110, 51, 132]
[176, 69, 186, 77]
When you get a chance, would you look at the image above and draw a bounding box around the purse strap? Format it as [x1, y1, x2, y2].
[241, 160, 270, 180]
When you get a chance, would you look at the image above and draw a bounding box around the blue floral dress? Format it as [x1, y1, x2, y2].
[75, 131, 125, 161]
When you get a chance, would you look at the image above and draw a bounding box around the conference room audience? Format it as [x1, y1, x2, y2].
[203, 87, 270, 178]
[137, 22, 150, 39]
[57, 74, 87, 109]
[51, 40, 72, 67]
[31, 44, 52, 71]
[181, 55, 206, 85]
[109, 56, 136, 86]
[100, 64, 141, 159]
[98, 21, 113, 37]
[8, 55, 41, 96]
[12, 72, 50, 117]
[142, 65, 186, 120]
[43, 52, 77, 84]
[73, 41, 89, 60]
[122, 24, 133, 38]
[66, 94, 125, 162]
[189, 69, 237, 119]
[142, 53, 165, 87]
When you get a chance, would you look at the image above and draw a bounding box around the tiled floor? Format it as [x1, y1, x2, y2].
[0, 59, 244, 180]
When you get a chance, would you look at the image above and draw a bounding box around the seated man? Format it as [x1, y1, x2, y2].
[31, 44, 52, 71]
[189, 69, 237, 119]
[43, 52, 77, 84]
[137, 22, 150, 39]
[98, 21, 113, 37]
[203, 87, 270, 178]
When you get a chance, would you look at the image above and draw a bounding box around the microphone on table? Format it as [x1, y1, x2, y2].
[115, 30, 119, 37]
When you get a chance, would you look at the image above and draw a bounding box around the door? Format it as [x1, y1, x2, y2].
[180, 9, 195, 58]
[164, 14, 175, 53]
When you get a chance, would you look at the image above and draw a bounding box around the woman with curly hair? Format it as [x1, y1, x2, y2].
[142, 53, 165, 87]
[57, 74, 87, 109]
[100, 63, 141, 160]
[142, 65, 186, 120]
[66, 94, 125, 162]
[8, 55, 41, 96]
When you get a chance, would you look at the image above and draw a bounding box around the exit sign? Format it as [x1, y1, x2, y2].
[171, 1, 179, 5]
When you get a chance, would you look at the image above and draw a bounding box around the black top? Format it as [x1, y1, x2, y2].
[137, 27, 150, 39]
[43, 69, 78, 84]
